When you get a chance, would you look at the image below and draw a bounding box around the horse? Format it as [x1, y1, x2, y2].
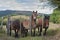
[37, 15, 50, 36]
[6, 19, 27, 37]
[30, 11, 37, 36]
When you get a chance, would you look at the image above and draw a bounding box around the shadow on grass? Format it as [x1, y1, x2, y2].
[46, 28, 60, 36]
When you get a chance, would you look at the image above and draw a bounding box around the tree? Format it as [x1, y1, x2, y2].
[49, 0, 60, 8]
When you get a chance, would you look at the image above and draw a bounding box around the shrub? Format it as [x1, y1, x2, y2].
[50, 8, 60, 24]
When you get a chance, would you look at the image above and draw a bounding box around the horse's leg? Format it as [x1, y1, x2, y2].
[10, 27, 11, 36]
[43, 27, 48, 36]
[33, 28, 35, 36]
[16, 30, 19, 37]
[38, 27, 39, 33]
[15, 29, 18, 37]
[21, 29, 23, 37]
[31, 28, 32, 36]
[39, 26, 42, 36]
[15, 29, 16, 37]
[15, 29, 19, 37]
[6, 25, 9, 35]
[25, 29, 28, 37]
[21, 27, 25, 37]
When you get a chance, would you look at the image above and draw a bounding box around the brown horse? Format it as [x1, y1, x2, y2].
[6, 19, 27, 37]
[37, 15, 50, 36]
[30, 11, 37, 36]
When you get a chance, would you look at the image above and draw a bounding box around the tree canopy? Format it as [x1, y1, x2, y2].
[49, 0, 60, 8]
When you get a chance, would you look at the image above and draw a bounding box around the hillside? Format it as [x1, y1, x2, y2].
[0, 10, 32, 17]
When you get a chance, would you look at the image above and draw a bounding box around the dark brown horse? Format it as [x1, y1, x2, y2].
[10, 20, 20, 37]
[37, 15, 50, 36]
[6, 19, 27, 37]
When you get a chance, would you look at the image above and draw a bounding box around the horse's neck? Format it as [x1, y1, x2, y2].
[32, 15, 36, 20]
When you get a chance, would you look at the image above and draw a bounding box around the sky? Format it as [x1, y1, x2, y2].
[0, 0, 39, 11]
[0, 0, 57, 14]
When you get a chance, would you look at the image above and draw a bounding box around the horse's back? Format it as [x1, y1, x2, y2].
[11, 20, 20, 30]
[23, 20, 30, 29]
[37, 18, 42, 25]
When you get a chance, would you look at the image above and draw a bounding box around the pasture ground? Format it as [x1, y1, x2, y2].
[0, 22, 60, 40]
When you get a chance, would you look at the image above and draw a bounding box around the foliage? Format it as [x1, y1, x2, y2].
[49, 0, 60, 8]
[50, 8, 60, 23]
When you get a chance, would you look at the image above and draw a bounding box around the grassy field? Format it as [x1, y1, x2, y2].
[0, 20, 60, 40]
[0, 27, 60, 40]
[0, 22, 60, 40]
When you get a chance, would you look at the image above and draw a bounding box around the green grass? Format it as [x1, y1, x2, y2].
[50, 8, 60, 23]
[0, 28, 60, 40]
[46, 29, 59, 36]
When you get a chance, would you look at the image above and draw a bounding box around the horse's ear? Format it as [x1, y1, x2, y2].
[33, 11, 34, 13]
[36, 11, 37, 13]
[35, 11, 37, 15]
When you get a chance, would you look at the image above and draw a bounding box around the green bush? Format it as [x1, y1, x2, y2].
[50, 8, 60, 24]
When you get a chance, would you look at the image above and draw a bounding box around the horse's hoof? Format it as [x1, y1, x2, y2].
[32, 34, 35, 37]
[9, 34, 11, 36]
[21, 36, 25, 38]
[15, 36, 19, 38]
[24, 35, 27, 37]
[15, 34, 19, 38]
[43, 33, 46, 36]
[38, 34, 41, 36]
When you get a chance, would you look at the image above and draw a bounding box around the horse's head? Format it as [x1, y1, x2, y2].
[44, 15, 50, 27]
[30, 11, 37, 28]
[32, 11, 37, 20]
